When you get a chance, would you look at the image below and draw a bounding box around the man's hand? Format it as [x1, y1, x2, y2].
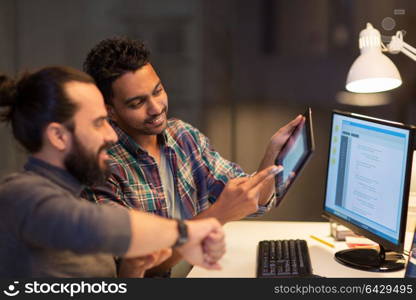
[255, 115, 304, 205]
[266, 115, 304, 156]
[176, 218, 225, 270]
[118, 248, 172, 277]
[205, 166, 283, 224]
[203, 229, 226, 265]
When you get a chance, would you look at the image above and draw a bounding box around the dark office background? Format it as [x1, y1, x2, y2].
[0, 0, 415, 221]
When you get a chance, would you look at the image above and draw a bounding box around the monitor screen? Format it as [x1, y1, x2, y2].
[275, 108, 314, 200]
[323, 111, 414, 271]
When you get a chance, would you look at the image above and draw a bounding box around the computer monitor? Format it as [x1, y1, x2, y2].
[323, 110, 415, 272]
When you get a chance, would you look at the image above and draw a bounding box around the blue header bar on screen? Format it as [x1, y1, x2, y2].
[343, 121, 406, 138]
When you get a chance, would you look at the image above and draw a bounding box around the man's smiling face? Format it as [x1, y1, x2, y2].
[109, 63, 168, 137]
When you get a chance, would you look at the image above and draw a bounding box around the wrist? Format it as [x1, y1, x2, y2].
[259, 192, 275, 206]
[264, 146, 279, 163]
[197, 203, 227, 225]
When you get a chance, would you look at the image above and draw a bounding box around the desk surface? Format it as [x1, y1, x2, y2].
[188, 221, 408, 278]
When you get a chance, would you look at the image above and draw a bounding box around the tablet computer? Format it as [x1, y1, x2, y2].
[274, 107, 315, 202]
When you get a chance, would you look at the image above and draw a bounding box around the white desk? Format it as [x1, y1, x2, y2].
[188, 221, 408, 278]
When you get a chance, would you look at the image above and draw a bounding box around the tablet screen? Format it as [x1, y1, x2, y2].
[275, 108, 314, 200]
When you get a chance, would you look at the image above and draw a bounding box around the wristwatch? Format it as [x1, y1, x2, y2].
[172, 219, 188, 248]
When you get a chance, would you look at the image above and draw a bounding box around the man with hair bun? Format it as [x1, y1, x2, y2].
[0, 66, 225, 278]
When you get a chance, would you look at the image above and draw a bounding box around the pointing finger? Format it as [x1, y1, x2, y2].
[243, 165, 283, 190]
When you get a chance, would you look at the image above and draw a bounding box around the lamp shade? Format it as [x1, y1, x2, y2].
[346, 23, 402, 93]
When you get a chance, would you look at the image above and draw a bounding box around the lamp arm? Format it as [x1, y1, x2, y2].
[387, 31, 416, 61]
[401, 42, 416, 61]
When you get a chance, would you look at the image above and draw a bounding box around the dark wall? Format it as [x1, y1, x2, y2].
[1, 0, 416, 221]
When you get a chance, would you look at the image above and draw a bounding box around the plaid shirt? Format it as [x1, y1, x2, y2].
[83, 119, 273, 219]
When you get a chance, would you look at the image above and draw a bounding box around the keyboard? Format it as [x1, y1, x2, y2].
[257, 239, 313, 278]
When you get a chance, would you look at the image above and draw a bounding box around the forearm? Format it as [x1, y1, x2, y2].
[124, 210, 178, 257]
[191, 200, 258, 224]
[192, 204, 228, 225]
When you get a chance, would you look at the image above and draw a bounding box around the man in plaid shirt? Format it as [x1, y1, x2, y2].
[82, 37, 303, 274]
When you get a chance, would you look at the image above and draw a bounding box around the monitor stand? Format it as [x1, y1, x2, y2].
[335, 245, 405, 272]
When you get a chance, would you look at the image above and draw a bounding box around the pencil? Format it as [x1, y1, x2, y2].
[310, 235, 335, 248]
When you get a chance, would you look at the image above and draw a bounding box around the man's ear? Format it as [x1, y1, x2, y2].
[44, 122, 72, 152]
[106, 104, 117, 122]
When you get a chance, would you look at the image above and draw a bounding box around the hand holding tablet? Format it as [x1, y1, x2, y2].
[274, 107, 315, 203]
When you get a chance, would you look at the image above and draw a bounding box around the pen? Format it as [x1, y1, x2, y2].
[310, 235, 335, 248]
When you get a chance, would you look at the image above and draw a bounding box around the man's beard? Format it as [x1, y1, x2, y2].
[64, 135, 112, 186]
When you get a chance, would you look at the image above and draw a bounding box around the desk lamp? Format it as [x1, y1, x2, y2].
[346, 23, 416, 93]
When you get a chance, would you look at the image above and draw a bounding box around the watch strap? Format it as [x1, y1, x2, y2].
[172, 219, 188, 248]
